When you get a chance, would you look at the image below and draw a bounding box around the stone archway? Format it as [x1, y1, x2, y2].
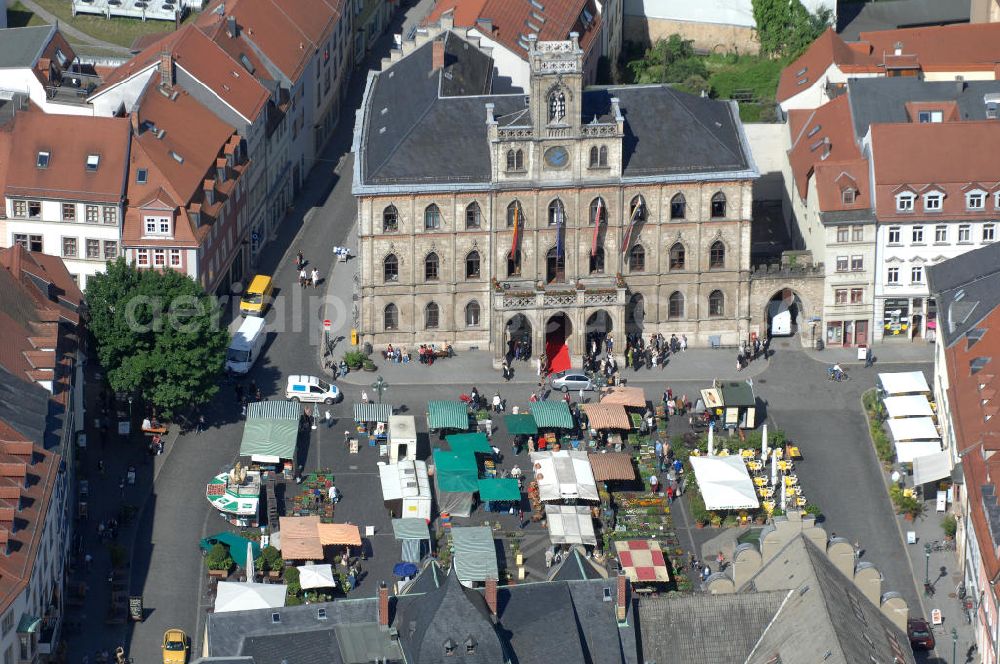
[544, 312, 572, 373]
[626, 292, 644, 339]
[505, 314, 533, 361]
[765, 289, 804, 338]
[585, 310, 613, 358]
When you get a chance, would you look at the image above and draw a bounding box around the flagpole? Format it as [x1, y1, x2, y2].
[591, 198, 602, 258]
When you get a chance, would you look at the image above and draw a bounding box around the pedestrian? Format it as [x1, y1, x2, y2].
[311, 267, 320, 288]
[299, 268, 308, 288]
[325, 410, 333, 428]
[666, 485, 675, 502]
[196, 414, 206, 434]
[716, 550, 725, 569]
[518, 508, 526, 528]
[361, 390, 369, 403]
[328, 485, 339, 503]
[578, 387, 584, 402]
[492, 393, 503, 413]
[344, 430, 351, 447]
[649, 474, 659, 493]
[84, 553, 92, 571]
[681, 335, 687, 351]
[97, 459, 105, 475]
[702, 565, 711, 582]
[864, 346, 874, 368]
[119, 476, 125, 497]
[296, 250, 304, 269]
[854, 540, 862, 558]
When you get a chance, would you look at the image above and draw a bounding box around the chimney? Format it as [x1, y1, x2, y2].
[216, 158, 228, 183]
[485, 102, 495, 124]
[188, 203, 201, 227]
[226, 15, 238, 38]
[476, 17, 493, 33]
[615, 575, 628, 624]
[130, 112, 140, 135]
[484, 578, 498, 618]
[204, 179, 216, 205]
[159, 51, 173, 89]
[432, 39, 445, 72]
[570, 31, 580, 50]
[378, 581, 390, 629]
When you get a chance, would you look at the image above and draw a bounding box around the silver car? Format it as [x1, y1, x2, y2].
[550, 372, 594, 392]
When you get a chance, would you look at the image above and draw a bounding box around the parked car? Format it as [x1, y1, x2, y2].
[907, 618, 935, 650]
[286, 375, 341, 404]
[550, 371, 594, 392]
[162, 628, 189, 663]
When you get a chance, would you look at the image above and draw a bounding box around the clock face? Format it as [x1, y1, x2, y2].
[544, 146, 570, 169]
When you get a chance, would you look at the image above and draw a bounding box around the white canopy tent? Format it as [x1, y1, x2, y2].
[530, 451, 599, 502]
[378, 460, 432, 521]
[883, 395, 934, 419]
[886, 417, 940, 442]
[913, 451, 953, 485]
[297, 564, 337, 590]
[213, 581, 287, 613]
[545, 505, 597, 545]
[896, 441, 944, 464]
[878, 371, 931, 396]
[688, 455, 760, 511]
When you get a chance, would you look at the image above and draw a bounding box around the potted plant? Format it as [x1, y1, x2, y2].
[709, 513, 723, 528]
[261, 545, 283, 579]
[362, 358, 377, 372]
[205, 543, 234, 578]
[284, 566, 302, 599]
[344, 350, 366, 371]
[942, 513, 958, 540]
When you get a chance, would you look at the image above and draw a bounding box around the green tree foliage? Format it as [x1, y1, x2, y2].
[752, 0, 832, 58]
[627, 34, 709, 92]
[85, 258, 228, 418]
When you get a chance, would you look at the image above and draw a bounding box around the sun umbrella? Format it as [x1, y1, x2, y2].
[707, 422, 715, 456]
[770, 449, 778, 488]
[245, 542, 255, 583]
[780, 472, 787, 512]
[393, 562, 418, 577]
[761, 423, 768, 460]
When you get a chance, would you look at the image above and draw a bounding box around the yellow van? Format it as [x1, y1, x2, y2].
[240, 275, 272, 316]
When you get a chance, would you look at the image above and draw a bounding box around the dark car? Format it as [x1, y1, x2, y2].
[907, 618, 935, 650]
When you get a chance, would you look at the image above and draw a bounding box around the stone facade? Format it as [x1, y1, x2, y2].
[624, 15, 759, 54]
[355, 32, 757, 363]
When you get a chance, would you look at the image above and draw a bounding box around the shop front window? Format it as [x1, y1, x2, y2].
[883, 298, 909, 336]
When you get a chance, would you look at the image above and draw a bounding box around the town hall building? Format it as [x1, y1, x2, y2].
[352, 19, 758, 364]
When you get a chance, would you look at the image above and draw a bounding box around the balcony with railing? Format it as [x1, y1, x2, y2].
[45, 64, 102, 107]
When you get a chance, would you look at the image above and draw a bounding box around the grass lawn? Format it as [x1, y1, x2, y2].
[704, 53, 787, 123]
[28, 0, 192, 48]
[6, 2, 49, 28]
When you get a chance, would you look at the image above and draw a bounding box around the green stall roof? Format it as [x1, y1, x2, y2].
[504, 413, 538, 435]
[199, 532, 261, 569]
[239, 400, 302, 461]
[477, 478, 521, 502]
[530, 400, 574, 429]
[446, 432, 492, 455]
[432, 448, 479, 493]
[427, 401, 470, 431]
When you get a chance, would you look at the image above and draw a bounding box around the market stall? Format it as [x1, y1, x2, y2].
[895, 441, 944, 464]
[614, 539, 670, 583]
[431, 448, 479, 517]
[239, 400, 303, 477]
[701, 380, 757, 429]
[427, 401, 470, 433]
[530, 401, 575, 450]
[878, 371, 931, 396]
[477, 478, 521, 512]
[886, 417, 940, 443]
[214, 581, 286, 613]
[205, 464, 262, 527]
[392, 518, 431, 563]
[354, 403, 393, 424]
[530, 450, 599, 502]
[581, 403, 631, 432]
[688, 455, 760, 511]
[379, 459, 432, 520]
[451, 526, 499, 586]
[587, 452, 636, 483]
[504, 413, 538, 436]
[388, 415, 416, 463]
[912, 451, 953, 486]
[276, 516, 362, 562]
[600, 386, 646, 409]
[545, 504, 597, 546]
[882, 395, 934, 419]
[298, 563, 336, 590]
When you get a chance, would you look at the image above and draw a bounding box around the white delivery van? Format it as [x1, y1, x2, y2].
[285, 375, 341, 404]
[388, 415, 417, 464]
[768, 300, 792, 337]
[226, 316, 266, 374]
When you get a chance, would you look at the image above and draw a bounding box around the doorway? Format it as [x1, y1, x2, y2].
[626, 293, 644, 339]
[766, 289, 801, 338]
[545, 313, 572, 373]
[586, 310, 612, 358]
[505, 314, 533, 361]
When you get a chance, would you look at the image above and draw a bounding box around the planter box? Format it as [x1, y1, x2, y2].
[208, 569, 229, 579]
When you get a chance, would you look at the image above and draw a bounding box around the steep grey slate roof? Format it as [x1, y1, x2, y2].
[395, 569, 506, 663]
[498, 582, 588, 663]
[0, 25, 54, 69]
[0, 366, 58, 449]
[549, 548, 605, 582]
[402, 558, 447, 595]
[837, 0, 969, 40]
[638, 591, 787, 664]
[356, 31, 753, 190]
[564, 579, 639, 664]
[241, 631, 343, 664]
[927, 241, 1000, 348]
[848, 78, 1000, 139]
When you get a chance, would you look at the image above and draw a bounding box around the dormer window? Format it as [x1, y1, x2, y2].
[465, 636, 477, 654]
[842, 189, 855, 205]
[86, 154, 100, 172]
[923, 192, 942, 211]
[144, 216, 171, 236]
[994, 191, 1000, 210]
[895, 192, 915, 212]
[917, 110, 943, 123]
[136, 168, 148, 184]
[967, 190, 986, 210]
[444, 638, 456, 656]
[36, 151, 50, 169]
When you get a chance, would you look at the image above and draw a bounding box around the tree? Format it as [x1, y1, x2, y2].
[85, 258, 228, 418]
[752, 0, 832, 58]
[627, 34, 708, 88]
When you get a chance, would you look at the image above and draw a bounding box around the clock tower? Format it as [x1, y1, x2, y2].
[487, 33, 623, 184]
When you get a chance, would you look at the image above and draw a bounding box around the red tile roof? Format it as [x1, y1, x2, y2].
[3, 110, 129, 204]
[786, 95, 861, 202]
[813, 159, 872, 213]
[777, 28, 871, 103]
[426, 0, 603, 59]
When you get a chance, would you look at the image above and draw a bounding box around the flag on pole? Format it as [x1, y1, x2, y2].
[510, 202, 520, 254]
[591, 197, 603, 257]
[621, 197, 642, 255]
[555, 200, 565, 258]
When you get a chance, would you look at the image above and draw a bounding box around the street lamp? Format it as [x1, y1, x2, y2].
[924, 543, 932, 590]
[127, 395, 134, 423]
[371, 376, 388, 404]
[951, 626, 958, 664]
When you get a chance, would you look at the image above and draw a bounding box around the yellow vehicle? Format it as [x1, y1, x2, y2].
[240, 275, 272, 316]
[162, 628, 188, 664]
